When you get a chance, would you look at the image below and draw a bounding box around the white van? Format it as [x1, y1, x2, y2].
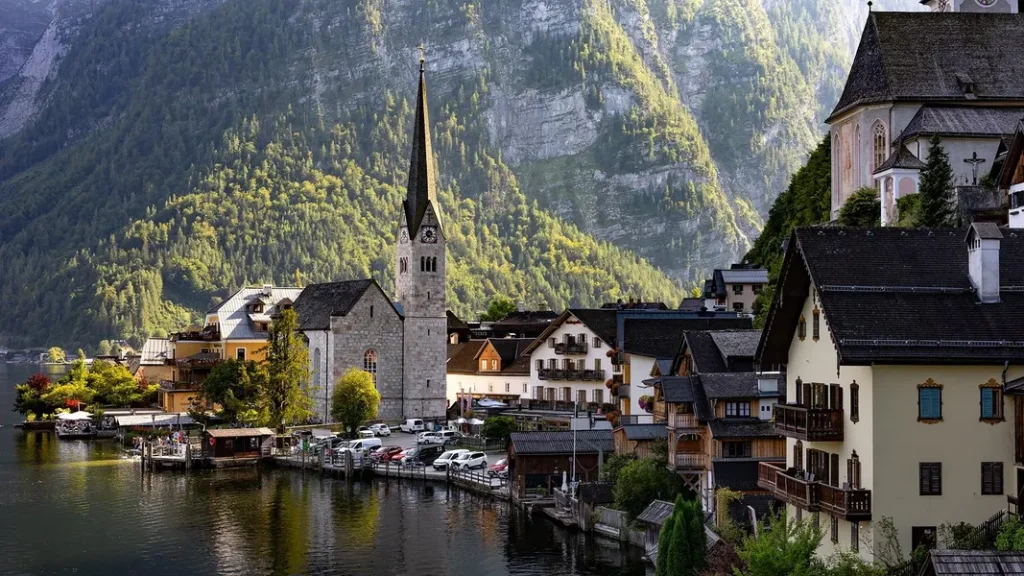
[400, 419, 425, 433]
[346, 437, 382, 453]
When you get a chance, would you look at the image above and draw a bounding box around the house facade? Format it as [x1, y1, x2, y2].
[701, 266, 768, 313]
[524, 309, 618, 408]
[446, 338, 532, 405]
[828, 10, 1024, 224]
[756, 225, 1024, 560]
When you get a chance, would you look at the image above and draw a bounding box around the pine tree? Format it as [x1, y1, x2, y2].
[665, 497, 706, 576]
[917, 135, 956, 228]
[656, 512, 676, 576]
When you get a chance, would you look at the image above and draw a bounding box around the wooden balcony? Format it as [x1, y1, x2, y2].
[672, 452, 708, 471]
[668, 412, 702, 431]
[819, 483, 872, 521]
[773, 404, 844, 441]
[758, 462, 871, 520]
[554, 342, 588, 355]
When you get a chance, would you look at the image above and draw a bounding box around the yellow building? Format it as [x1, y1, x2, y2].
[164, 285, 303, 412]
[757, 225, 1024, 561]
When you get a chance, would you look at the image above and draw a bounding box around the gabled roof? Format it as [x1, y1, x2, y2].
[758, 228, 1024, 366]
[874, 144, 926, 174]
[829, 12, 1024, 122]
[206, 427, 275, 438]
[699, 372, 761, 399]
[139, 338, 172, 365]
[448, 339, 534, 376]
[921, 550, 1024, 576]
[489, 338, 534, 364]
[652, 376, 713, 421]
[624, 318, 753, 359]
[211, 286, 304, 340]
[616, 424, 668, 441]
[684, 331, 729, 373]
[292, 279, 395, 331]
[709, 330, 761, 362]
[709, 418, 778, 439]
[678, 298, 704, 312]
[446, 341, 488, 374]
[509, 430, 614, 456]
[522, 309, 618, 354]
[897, 106, 1024, 141]
[636, 499, 675, 526]
[719, 269, 769, 285]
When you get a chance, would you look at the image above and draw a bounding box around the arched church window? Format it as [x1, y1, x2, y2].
[873, 121, 887, 172]
[364, 350, 377, 385]
[431, 257, 437, 272]
[855, 125, 861, 185]
[420, 257, 425, 272]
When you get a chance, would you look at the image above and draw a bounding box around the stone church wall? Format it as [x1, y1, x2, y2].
[331, 287, 405, 423]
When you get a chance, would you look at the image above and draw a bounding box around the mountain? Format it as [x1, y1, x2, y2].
[0, 0, 909, 349]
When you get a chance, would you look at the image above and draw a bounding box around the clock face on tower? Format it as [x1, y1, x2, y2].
[421, 226, 438, 244]
[399, 228, 409, 244]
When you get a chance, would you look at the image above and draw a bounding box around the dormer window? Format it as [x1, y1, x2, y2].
[956, 72, 976, 99]
[251, 299, 265, 314]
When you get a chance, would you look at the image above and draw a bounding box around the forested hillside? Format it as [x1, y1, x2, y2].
[0, 0, 900, 348]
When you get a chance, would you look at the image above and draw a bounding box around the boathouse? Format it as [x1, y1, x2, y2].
[507, 430, 613, 499]
[203, 428, 274, 461]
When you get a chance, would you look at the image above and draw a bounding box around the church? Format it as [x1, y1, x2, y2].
[292, 60, 448, 424]
[828, 2, 1024, 225]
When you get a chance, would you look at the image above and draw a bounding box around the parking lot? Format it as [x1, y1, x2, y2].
[364, 429, 504, 470]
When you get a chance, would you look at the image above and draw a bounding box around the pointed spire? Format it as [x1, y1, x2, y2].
[404, 52, 436, 234]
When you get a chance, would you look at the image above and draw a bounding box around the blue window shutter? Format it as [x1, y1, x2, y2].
[982, 389, 994, 418]
[920, 388, 941, 419]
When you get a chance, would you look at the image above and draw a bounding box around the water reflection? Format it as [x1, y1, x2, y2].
[1, 365, 648, 576]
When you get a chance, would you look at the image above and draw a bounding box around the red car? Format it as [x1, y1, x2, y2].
[390, 448, 412, 462]
[487, 458, 508, 478]
[374, 446, 403, 461]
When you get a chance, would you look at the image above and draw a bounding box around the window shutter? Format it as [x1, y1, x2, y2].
[794, 441, 803, 470]
[982, 388, 994, 418]
[920, 464, 929, 494]
[830, 454, 840, 487]
[932, 463, 942, 494]
[850, 381, 860, 423]
[983, 463, 993, 494]
[995, 463, 1004, 495]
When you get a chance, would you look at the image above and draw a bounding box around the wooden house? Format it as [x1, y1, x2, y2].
[203, 428, 274, 461]
[613, 424, 667, 460]
[507, 430, 614, 499]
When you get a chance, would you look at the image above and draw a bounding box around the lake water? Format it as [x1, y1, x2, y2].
[0, 363, 649, 576]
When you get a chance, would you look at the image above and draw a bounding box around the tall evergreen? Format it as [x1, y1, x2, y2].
[656, 513, 676, 576]
[665, 497, 706, 576]
[917, 135, 956, 228]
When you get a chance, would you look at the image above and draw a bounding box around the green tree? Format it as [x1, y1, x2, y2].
[600, 453, 637, 484]
[480, 296, 518, 322]
[612, 457, 689, 520]
[655, 513, 675, 576]
[480, 415, 516, 441]
[12, 374, 52, 418]
[330, 368, 381, 437]
[665, 496, 706, 576]
[97, 340, 112, 356]
[47, 347, 66, 364]
[41, 381, 95, 411]
[917, 135, 956, 228]
[110, 342, 123, 358]
[200, 359, 266, 424]
[896, 194, 922, 227]
[735, 511, 825, 576]
[838, 187, 881, 227]
[262, 308, 313, 432]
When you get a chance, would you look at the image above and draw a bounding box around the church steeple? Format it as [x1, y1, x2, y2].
[404, 59, 437, 235]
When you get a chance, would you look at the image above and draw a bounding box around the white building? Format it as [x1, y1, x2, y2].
[523, 309, 618, 408]
[757, 225, 1024, 560]
[446, 338, 532, 406]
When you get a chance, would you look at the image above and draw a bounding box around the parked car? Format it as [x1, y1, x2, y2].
[356, 426, 375, 438]
[451, 451, 487, 471]
[400, 445, 445, 466]
[373, 446, 403, 461]
[369, 423, 392, 437]
[432, 449, 470, 470]
[400, 419, 425, 433]
[417, 431, 442, 445]
[421, 430, 462, 445]
[486, 458, 508, 478]
[320, 437, 347, 456]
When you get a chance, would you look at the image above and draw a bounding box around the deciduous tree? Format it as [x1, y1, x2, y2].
[480, 415, 516, 441]
[331, 368, 380, 437]
[838, 187, 881, 227]
[47, 347, 66, 364]
[480, 296, 518, 322]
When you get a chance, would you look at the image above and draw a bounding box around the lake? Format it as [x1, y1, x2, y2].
[0, 363, 649, 576]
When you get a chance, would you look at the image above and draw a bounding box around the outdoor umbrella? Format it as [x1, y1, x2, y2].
[58, 411, 93, 421]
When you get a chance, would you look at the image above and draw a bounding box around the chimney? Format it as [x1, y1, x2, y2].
[966, 222, 1002, 304]
[262, 284, 273, 296]
[517, 301, 525, 313]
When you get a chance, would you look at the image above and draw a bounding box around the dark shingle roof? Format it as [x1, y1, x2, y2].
[636, 499, 675, 526]
[567, 309, 619, 344]
[709, 330, 761, 361]
[293, 280, 376, 331]
[617, 424, 668, 441]
[874, 145, 926, 174]
[447, 341, 487, 374]
[709, 418, 778, 439]
[699, 373, 760, 399]
[720, 269, 769, 285]
[660, 376, 696, 403]
[924, 550, 1024, 576]
[685, 331, 728, 373]
[758, 228, 1024, 365]
[830, 13, 1024, 121]
[898, 106, 1024, 141]
[490, 338, 533, 364]
[447, 310, 470, 331]
[624, 318, 753, 359]
[509, 430, 614, 456]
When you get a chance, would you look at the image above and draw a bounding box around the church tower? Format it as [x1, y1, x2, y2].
[396, 58, 448, 422]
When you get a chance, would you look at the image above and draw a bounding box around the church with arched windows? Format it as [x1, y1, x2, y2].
[828, 5, 1024, 225]
[291, 61, 448, 424]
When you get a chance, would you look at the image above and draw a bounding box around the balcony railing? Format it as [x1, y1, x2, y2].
[673, 452, 708, 470]
[555, 342, 589, 355]
[757, 462, 871, 521]
[773, 404, 844, 441]
[160, 380, 202, 391]
[668, 412, 701, 431]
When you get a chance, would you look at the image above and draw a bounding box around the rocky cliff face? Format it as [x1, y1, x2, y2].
[0, 0, 885, 346]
